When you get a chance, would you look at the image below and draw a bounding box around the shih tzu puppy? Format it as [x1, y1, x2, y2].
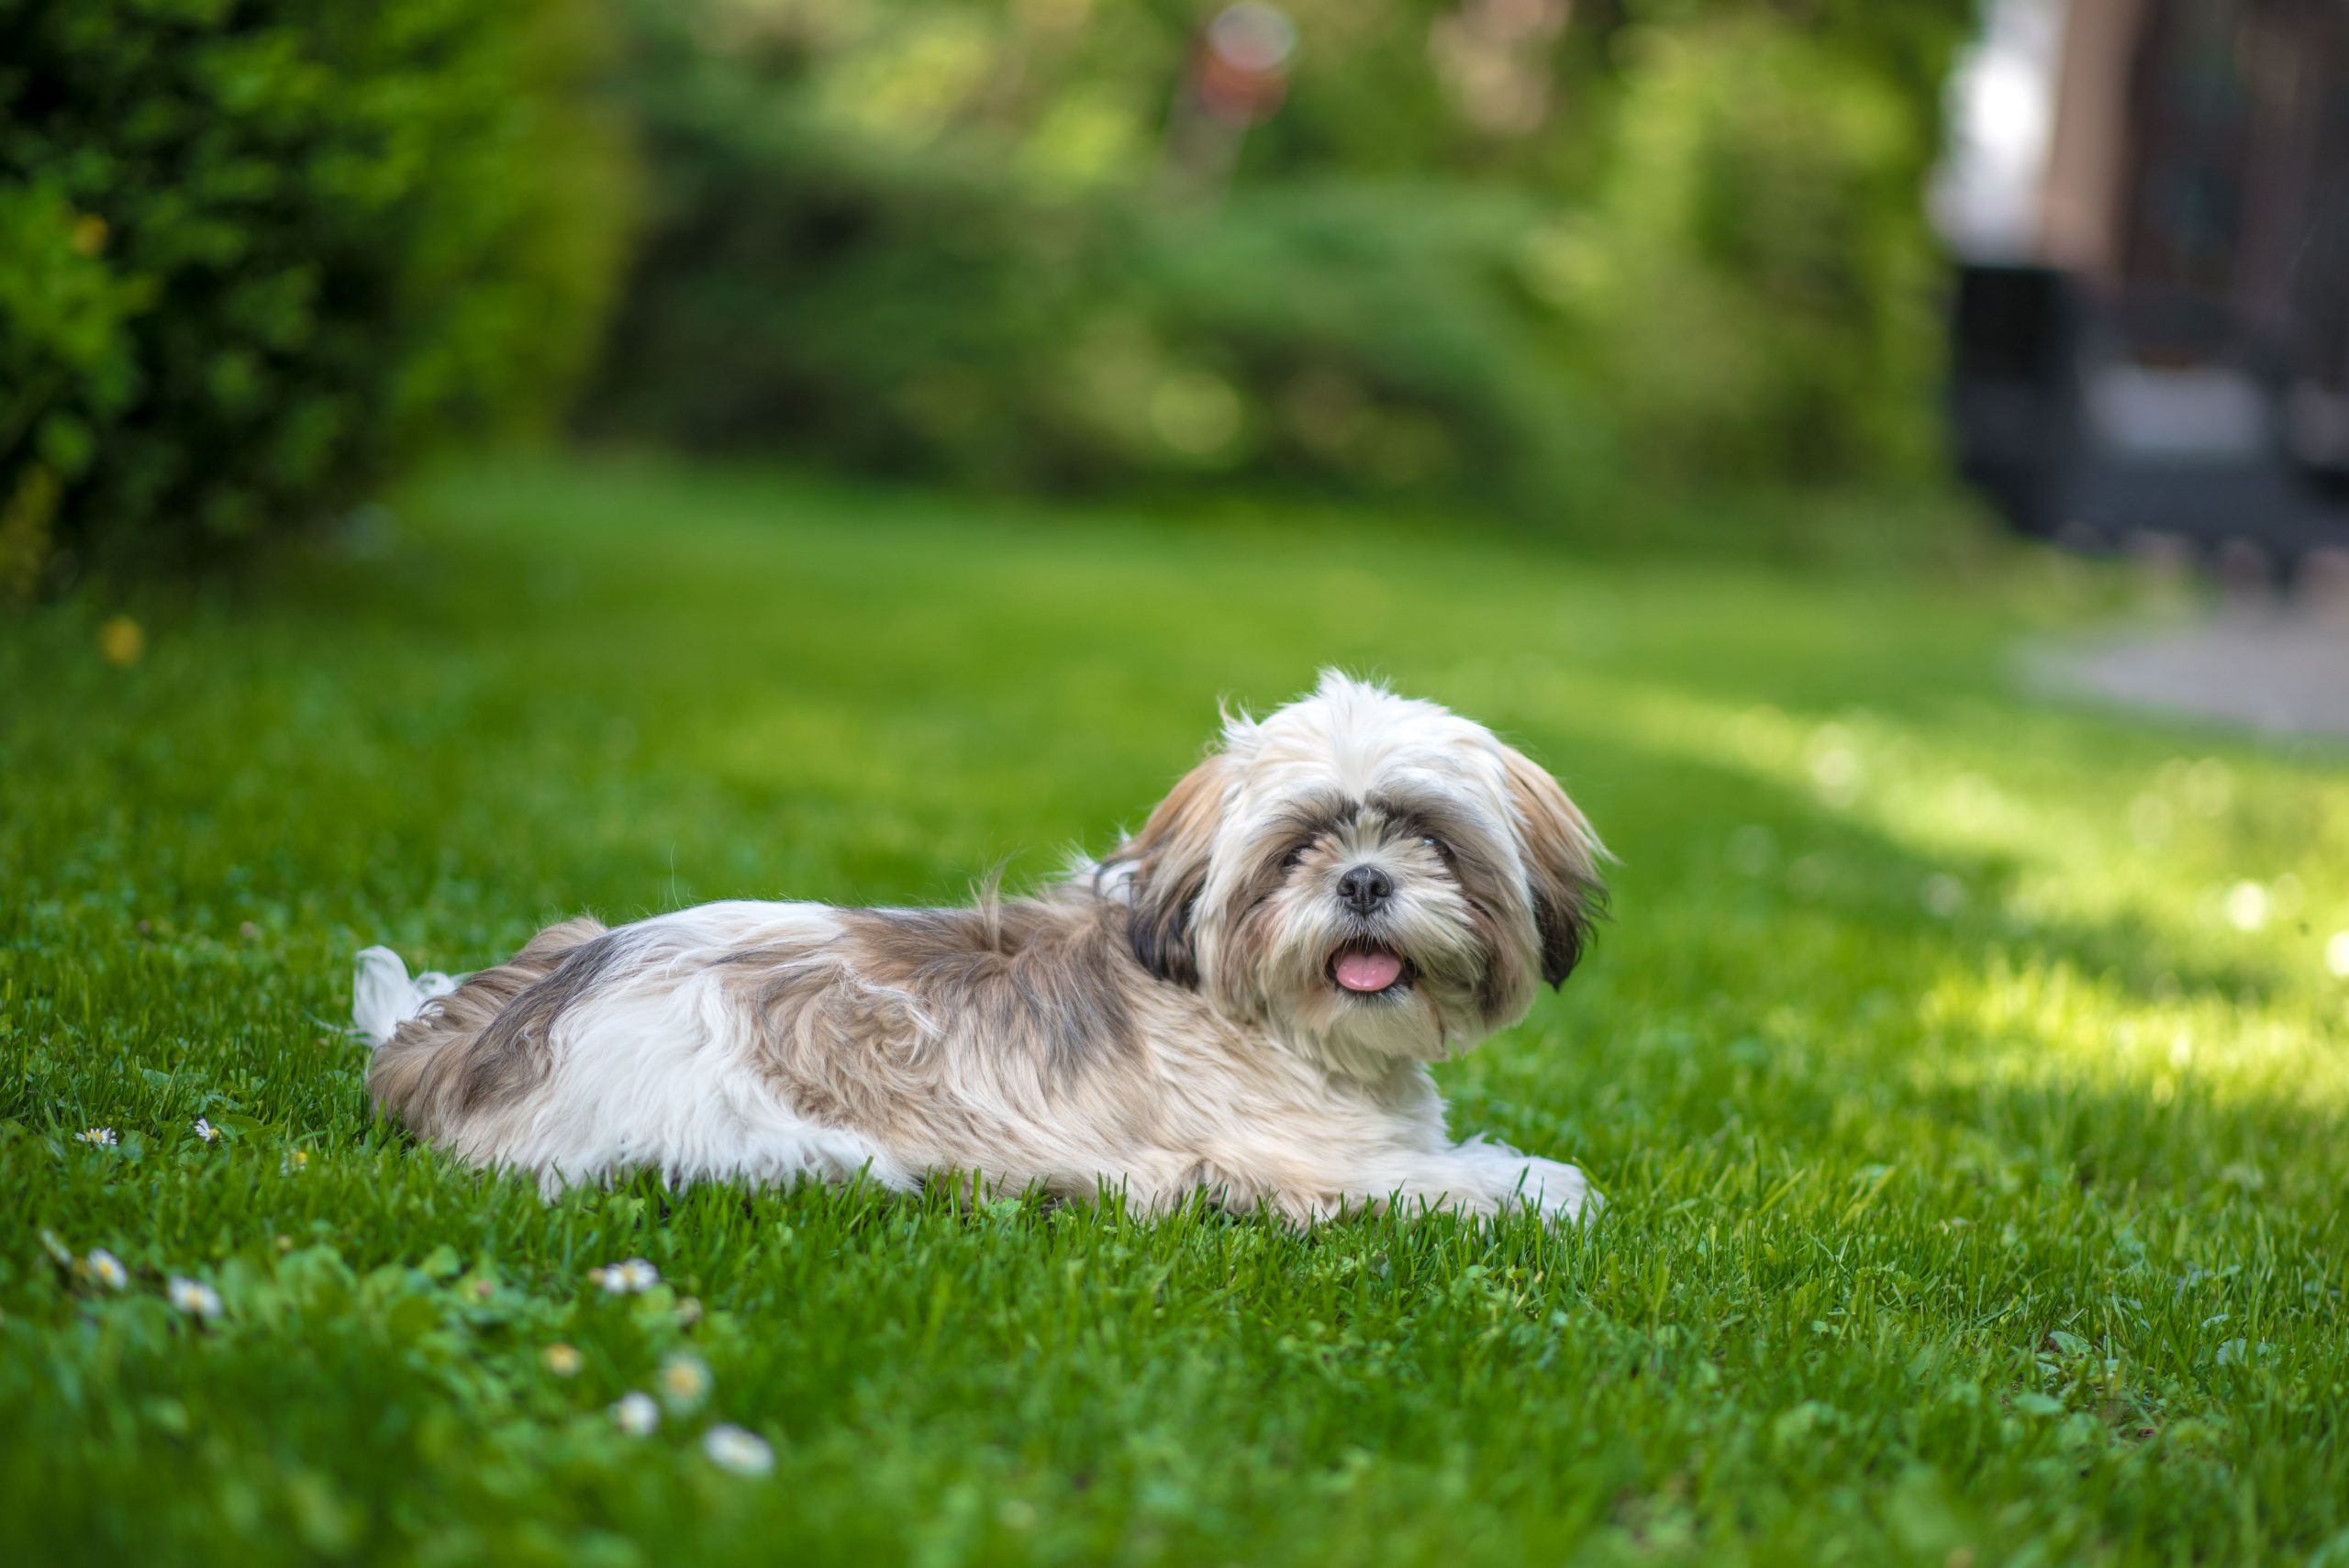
[356, 672, 1608, 1223]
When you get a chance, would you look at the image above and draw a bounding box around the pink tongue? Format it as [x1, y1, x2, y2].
[1334, 950, 1404, 993]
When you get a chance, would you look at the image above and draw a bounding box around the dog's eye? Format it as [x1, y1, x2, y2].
[1421, 834, 1452, 861]
[1281, 840, 1313, 869]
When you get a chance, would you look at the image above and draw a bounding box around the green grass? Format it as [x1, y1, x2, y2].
[5, 454, 2347, 1567]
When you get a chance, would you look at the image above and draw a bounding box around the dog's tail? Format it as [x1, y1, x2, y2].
[352, 947, 460, 1049]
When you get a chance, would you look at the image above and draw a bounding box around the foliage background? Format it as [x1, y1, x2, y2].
[584, 0, 1975, 523]
[1, 0, 1979, 589]
[0, 0, 633, 588]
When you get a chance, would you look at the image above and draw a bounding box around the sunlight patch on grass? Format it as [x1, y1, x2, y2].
[1915, 953, 2349, 1114]
[1541, 667, 2349, 1016]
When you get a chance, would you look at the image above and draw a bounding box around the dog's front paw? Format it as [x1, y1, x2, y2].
[1508, 1156, 1597, 1224]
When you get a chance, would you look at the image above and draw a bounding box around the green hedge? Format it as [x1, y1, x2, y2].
[0, 0, 633, 588]
[1559, 14, 1952, 481]
[582, 0, 1966, 523]
[587, 118, 1602, 512]
[584, 2, 1604, 516]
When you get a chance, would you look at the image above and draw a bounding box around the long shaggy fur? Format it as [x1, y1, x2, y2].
[360, 673, 1608, 1221]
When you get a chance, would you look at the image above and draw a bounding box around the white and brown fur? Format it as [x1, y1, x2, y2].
[356, 673, 1608, 1223]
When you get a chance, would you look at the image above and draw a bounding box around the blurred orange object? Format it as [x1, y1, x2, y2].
[1191, 3, 1296, 127]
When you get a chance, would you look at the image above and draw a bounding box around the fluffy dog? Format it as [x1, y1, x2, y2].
[356, 673, 1608, 1222]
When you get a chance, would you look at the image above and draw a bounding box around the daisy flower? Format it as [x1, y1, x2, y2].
[192, 1118, 218, 1142]
[659, 1352, 709, 1407]
[281, 1150, 309, 1174]
[85, 1249, 129, 1290]
[611, 1391, 660, 1436]
[591, 1258, 659, 1294]
[167, 1277, 223, 1320]
[77, 1127, 117, 1148]
[676, 1296, 703, 1328]
[703, 1424, 773, 1475]
[542, 1343, 584, 1377]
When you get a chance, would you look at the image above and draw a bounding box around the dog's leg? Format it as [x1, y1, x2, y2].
[1431, 1137, 1594, 1222]
[1211, 1137, 1596, 1227]
[1357, 1145, 1594, 1224]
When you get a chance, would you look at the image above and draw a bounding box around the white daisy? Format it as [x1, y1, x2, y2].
[611, 1391, 660, 1436]
[85, 1249, 129, 1290]
[192, 1118, 218, 1142]
[281, 1150, 309, 1174]
[167, 1276, 223, 1320]
[542, 1343, 584, 1376]
[703, 1424, 773, 1475]
[77, 1127, 117, 1148]
[659, 1352, 709, 1407]
[593, 1258, 660, 1294]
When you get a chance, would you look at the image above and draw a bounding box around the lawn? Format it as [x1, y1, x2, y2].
[4, 455, 2346, 1567]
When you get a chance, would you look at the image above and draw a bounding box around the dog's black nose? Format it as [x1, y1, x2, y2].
[1337, 864, 1393, 916]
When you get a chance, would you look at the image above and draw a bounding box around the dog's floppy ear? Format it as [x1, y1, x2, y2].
[1499, 744, 1608, 988]
[1106, 753, 1230, 988]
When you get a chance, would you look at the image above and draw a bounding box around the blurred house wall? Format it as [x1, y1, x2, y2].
[2040, 0, 2140, 276]
[1939, 0, 2349, 553]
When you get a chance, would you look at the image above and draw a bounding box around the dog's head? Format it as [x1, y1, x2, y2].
[1103, 672, 1606, 1076]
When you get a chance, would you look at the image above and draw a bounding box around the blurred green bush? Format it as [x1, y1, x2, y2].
[588, 122, 1598, 509]
[585, 0, 1970, 523]
[1567, 13, 1951, 481]
[1, 0, 1976, 579]
[0, 0, 633, 588]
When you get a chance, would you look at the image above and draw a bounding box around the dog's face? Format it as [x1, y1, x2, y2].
[1108, 673, 1605, 1076]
